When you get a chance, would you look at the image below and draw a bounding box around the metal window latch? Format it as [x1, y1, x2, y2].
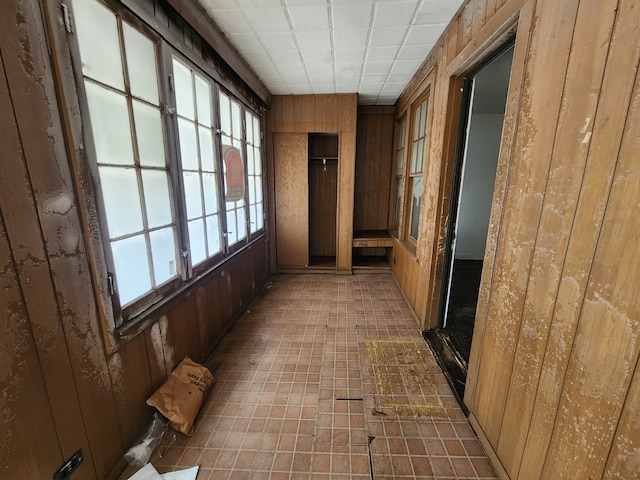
[165, 105, 176, 116]
[107, 273, 115, 296]
[54, 450, 83, 480]
[61, 3, 74, 34]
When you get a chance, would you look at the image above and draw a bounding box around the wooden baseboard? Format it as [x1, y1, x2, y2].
[468, 413, 511, 480]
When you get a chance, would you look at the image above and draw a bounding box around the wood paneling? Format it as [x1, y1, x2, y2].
[0, 1, 271, 478]
[268, 94, 357, 272]
[309, 161, 338, 257]
[354, 106, 395, 232]
[396, 0, 640, 477]
[274, 133, 309, 267]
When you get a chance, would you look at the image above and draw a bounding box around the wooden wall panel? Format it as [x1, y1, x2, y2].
[496, 0, 624, 475]
[354, 107, 395, 232]
[309, 162, 338, 257]
[396, 0, 640, 477]
[0, 1, 272, 478]
[268, 94, 357, 272]
[274, 133, 309, 267]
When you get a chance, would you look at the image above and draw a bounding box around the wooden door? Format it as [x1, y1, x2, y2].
[274, 133, 309, 267]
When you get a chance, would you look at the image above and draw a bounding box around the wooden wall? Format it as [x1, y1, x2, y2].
[0, 1, 269, 479]
[354, 106, 395, 232]
[395, 0, 640, 477]
[268, 94, 358, 272]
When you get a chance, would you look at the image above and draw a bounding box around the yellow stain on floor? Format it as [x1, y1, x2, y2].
[366, 339, 453, 418]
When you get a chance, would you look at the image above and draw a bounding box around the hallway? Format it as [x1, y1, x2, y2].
[149, 274, 496, 479]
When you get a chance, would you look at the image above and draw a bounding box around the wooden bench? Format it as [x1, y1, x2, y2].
[352, 230, 394, 248]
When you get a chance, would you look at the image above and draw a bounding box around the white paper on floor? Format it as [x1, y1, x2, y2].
[127, 463, 198, 480]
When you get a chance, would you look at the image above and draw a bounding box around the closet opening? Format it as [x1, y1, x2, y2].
[425, 42, 515, 404]
[308, 133, 338, 269]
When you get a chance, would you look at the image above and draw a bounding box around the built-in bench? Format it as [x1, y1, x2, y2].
[352, 230, 394, 248]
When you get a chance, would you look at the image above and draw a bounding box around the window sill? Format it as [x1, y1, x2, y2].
[113, 232, 266, 346]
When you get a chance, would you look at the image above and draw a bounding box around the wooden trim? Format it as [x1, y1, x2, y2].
[468, 413, 510, 480]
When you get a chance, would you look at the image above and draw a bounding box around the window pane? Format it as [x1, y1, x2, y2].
[248, 177, 255, 204]
[231, 101, 242, 139]
[178, 118, 199, 170]
[253, 115, 261, 146]
[149, 227, 178, 285]
[183, 171, 203, 220]
[202, 172, 219, 215]
[99, 166, 143, 238]
[245, 113, 254, 145]
[173, 59, 195, 120]
[255, 178, 262, 205]
[255, 203, 264, 231]
[194, 75, 211, 127]
[85, 82, 134, 166]
[226, 210, 237, 246]
[111, 234, 151, 305]
[141, 170, 172, 228]
[219, 92, 231, 134]
[237, 207, 247, 241]
[246, 148, 254, 175]
[72, 0, 124, 89]
[198, 126, 215, 172]
[413, 103, 422, 140]
[254, 150, 261, 175]
[205, 215, 221, 256]
[409, 177, 423, 240]
[123, 23, 159, 105]
[188, 219, 207, 265]
[395, 178, 403, 228]
[133, 100, 165, 167]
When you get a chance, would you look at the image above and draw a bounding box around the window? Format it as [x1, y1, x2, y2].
[73, 0, 179, 309]
[71, 0, 265, 325]
[392, 118, 406, 233]
[219, 91, 247, 247]
[245, 110, 264, 234]
[172, 57, 222, 267]
[406, 96, 430, 243]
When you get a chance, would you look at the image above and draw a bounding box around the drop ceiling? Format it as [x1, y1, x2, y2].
[196, 0, 465, 105]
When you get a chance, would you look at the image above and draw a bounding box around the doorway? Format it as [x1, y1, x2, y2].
[427, 43, 515, 401]
[308, 133, 338, 268]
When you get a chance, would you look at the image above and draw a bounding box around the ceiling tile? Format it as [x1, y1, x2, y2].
[364, 61, 394, 74]
[331, 3, 374, 29]
[361, 73, 388, 83]
[208, 9, 252, 33]
[251, 63, 280, 77]
[333, 29, 369, 49]
[336, 84, 359, 93]
[310, 75, 335, 85]
[335, 62, 363, 75]
[236, 0, 282, 7]
[335, 74, 361, 84]
[256, 31, 297, 50]
[277, 65, 307, 77]
[418, 0, 465, 24]
[373, 1, 417, 27]
[243, 7, 291, 31]
[405, 24, 446, 45]
[366, 46, 400, 62]
[390, 59, 422, 74]
[306, 63, 332, 75]
[369, 26, 408, 47]
[227, 33, 264, 51]
[397, 44, 431, 61]
[287, 5, 330, 30]
[302, 49, 333, 64]
[268, 48, 303, 64]
[203, 0, 238, 8]
[334, 48, 365, 64]
[295, 30, 332, 50]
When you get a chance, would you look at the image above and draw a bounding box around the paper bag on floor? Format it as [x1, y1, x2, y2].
[146, 357, 214, 436]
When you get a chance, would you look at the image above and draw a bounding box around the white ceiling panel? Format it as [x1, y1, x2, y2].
[197, 0, 464, 104]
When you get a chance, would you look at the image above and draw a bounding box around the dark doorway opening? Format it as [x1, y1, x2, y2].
[308, 133, 338, 269]
[426, 43, 515, 404]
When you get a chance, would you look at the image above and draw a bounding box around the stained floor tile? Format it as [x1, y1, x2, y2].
[149, 274, 496, 479]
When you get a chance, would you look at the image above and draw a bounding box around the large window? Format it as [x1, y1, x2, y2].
[406, 96, 430, 243]
[392, 117, 406, 233]
[72, 0, 265, 325]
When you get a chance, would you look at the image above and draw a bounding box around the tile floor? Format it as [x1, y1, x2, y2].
[150, 273, 496, 479]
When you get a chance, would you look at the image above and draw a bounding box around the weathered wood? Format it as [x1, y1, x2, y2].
[464, 0, 535, 407]
[274, 133, 309, 267]
[515, 0, 640, 476]
[496, 0, 619, 476]
[471, 0, 580, 447]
